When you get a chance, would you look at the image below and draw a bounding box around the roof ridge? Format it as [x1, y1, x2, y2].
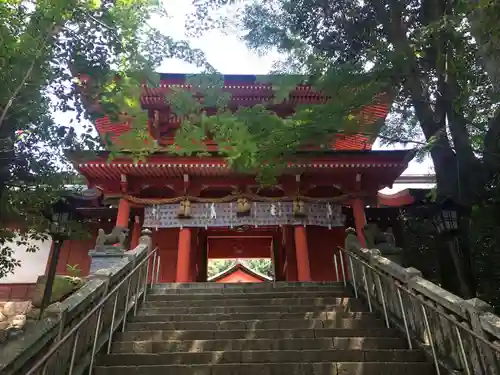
[207, 261, 273, 282]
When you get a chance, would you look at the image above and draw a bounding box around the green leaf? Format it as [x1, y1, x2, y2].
[89, 0, 102, 10]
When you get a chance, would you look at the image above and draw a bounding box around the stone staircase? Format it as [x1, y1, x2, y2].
[95, 282, 434, 375]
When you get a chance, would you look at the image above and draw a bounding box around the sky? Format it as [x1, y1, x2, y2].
[57, 0, 435, 193]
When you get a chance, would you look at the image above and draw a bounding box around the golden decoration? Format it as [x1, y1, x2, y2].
[236, 197, 251, 217]
[292, 198, 307, 217]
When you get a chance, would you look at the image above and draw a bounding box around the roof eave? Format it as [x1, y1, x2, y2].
[207, 262, 272, 282]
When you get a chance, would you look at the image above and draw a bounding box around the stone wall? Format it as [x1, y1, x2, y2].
[0, 232, 153, 375]
[343, 234, 500, 375]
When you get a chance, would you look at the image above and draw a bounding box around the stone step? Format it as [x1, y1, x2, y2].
[146, 290, 351, 301]
[150, 282, 346, 294]
[94, 362, 434, 375]
[99, 349, 426, 366]
[136, 311, 375, 322]
[125, 317, 385, 331]
[115, 327, 403, 342]
[111, 337, 407, 353]
[139, 303, 368, 315]
[153, 281, 344, 289]
[143, 296, 363, 308]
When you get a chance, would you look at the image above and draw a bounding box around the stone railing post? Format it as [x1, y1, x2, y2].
[88, 249, 129, 275]
[344, 230, 423, 341]
[460, 298, 499, 375]
[138, 228, 153, 252]
[124, 229, 152, 267]
[88, 228, 152, 275]
[122, 228, 154, 312]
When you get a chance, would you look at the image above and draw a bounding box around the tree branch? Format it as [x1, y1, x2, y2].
[372, 0, 441, 140]
[483, 106, 500, 173]
[0, 27, 55, 130]
[446, 78, 480, 166]
[440, 0, 479, 170]
[0, 55, 41, 129]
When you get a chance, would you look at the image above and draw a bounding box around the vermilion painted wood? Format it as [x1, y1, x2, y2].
[176, 228, 192, 282]
[207, 237, 273, 259]
[294, 226, 312, 282]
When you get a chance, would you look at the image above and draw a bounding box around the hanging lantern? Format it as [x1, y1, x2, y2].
[293, 198, 307, 217]
[177, 198, 192, 218]
[431, 198, 460, 234]
[236, 197, 251, 217]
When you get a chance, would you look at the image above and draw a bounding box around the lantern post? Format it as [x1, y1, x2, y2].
[39, 199, 75, 319]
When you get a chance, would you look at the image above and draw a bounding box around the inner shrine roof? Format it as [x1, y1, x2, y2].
[207, 262, 273, 282]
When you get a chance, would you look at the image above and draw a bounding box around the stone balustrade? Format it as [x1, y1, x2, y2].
[343, 235, 500, 375]
[0, 230, 153, 375]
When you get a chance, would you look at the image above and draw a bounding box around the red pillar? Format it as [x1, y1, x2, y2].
[130, 216, 141, 249]
[294, 226, 312, 281]
[176, 227, 192, 282]
[284, 226, 298, 281]
[116, 198, 130, 228]
[189, 228, 198, 282]
[352, 198, 367, 246]
[272, 232, 284, 282]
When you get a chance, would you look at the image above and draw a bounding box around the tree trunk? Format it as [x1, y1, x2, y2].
[430, 148, 478, 298]
[456, 210, 477, 298]
[376, 0, 480, 299]
[0, 133, 14, 223]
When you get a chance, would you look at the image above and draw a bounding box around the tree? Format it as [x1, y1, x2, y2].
[0, 0, 212, 277]
[469, 178, 500, 312]
[245, 258, 273, 277]
[176, 0, 500, 298]
[207, 259, 235, 278]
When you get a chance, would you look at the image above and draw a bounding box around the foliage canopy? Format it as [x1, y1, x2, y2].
[0, 0, 211, 278]
[186, 0, 500, 205]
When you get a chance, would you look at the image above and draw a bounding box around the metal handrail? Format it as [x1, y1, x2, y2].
[334, 246, 500, 375]
[25, 247, 159, 375]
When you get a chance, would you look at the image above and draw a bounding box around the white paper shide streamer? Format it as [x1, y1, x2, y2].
[210, 203, 217, 219]
[270, 203, 277, 216]
[143, 202, 344, 229]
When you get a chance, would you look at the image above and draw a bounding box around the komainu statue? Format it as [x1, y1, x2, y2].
[363, 223, 396, 248]
[344, 227, 361, 250]
[95, 226, 130, 251]
[362, 223, 402, 263]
